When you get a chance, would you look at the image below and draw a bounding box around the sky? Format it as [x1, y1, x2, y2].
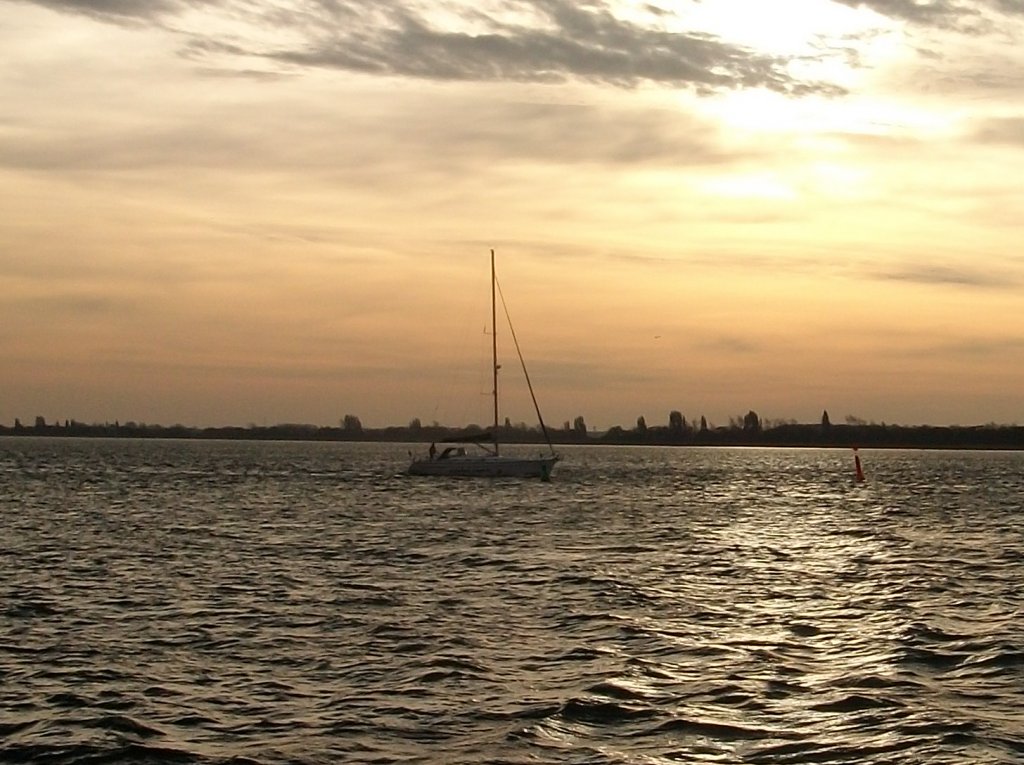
[2, 0, 1023, 430]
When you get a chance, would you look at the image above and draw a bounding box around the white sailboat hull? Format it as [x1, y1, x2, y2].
[408, 454, 558, 480]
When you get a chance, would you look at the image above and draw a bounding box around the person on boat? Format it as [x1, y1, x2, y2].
[429, 442, 437, 460]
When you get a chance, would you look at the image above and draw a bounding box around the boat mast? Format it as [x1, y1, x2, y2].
[491, 249, 499, 455]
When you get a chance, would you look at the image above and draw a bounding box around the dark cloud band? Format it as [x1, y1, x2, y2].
[19, 0, 843, 94]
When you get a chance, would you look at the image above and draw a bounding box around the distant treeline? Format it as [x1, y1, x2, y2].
[2, 414, 1023, 450]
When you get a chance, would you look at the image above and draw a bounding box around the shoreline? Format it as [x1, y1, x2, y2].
[3, 422, 1022, 451]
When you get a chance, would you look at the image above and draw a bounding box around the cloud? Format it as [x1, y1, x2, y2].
[930, 336, 1024, 357]
[0, 88, 738, 182]
[834, 0, 1024, 31]
[267, 1, 835, 93]
[24, 0, 185, 23]
[386, 99, 736, 168]
[973, 116, 1024, 146]
[875, 262, 1018, 289]
[697, 335, 762, 354]
[14, 291, 138, 318]
[819, 4, 1024, 100]
[833, 0, 971, 27]
[18, 0, 844, 94]
[831, 0, 995, 30]
[873, 330, 1024, 360]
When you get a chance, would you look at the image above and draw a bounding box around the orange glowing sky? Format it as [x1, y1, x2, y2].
[3, 0, 1022, 429]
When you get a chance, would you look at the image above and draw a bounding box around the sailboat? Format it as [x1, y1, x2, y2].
[407, 250, 560, 481]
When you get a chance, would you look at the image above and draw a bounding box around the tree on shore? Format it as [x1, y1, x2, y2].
[668, 410, 685, 435]
[743, 410, 761, 433]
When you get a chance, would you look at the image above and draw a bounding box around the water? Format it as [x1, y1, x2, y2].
[2, 438, 1023, 764]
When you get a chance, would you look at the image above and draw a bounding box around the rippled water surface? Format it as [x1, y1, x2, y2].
[2, 438, 1023, 764]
